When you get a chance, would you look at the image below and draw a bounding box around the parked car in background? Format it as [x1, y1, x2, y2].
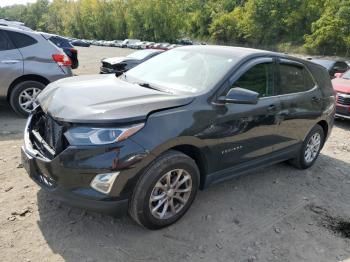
[134, 42, 146, 49]
[0, 19, 33, 31]
[177, 38, 193, 45]
[40, 32, 79, 69]
[142, 41, 155, 49]
[127, 40, 142, 49]
[151, 43, 170, 50]
[0, 25, 72, 116]
[311, 59, 349, 78]
[122, 39, 140, 48]
[71, 39, 90, 47]
[332, 70, 350, 119]
[112, 40, 122, 47]
[100, 49, 163, 75]
[168, 44, 180, 49]
[22, 46, 334, 229]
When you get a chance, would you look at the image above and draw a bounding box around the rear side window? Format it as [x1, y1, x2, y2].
[277, 63, 315, 95]
[233, 62, 274, 97]
[49, 36, 72, 48]
[7, 31, 37, 48]
[0, 30, 14, 51]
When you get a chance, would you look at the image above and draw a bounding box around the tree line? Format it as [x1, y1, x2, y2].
[1, 0, 350, 56]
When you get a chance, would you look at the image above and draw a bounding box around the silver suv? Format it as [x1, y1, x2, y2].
[0, 25, 72, 116]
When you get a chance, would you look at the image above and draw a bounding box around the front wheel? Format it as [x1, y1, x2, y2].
[289, 124, 324, 169]
[129, 150, 199, 229]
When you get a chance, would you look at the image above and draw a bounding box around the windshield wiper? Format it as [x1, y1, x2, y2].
[136, 82, 173, 94]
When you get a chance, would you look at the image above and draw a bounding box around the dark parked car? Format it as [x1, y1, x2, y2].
[41, 33, 79, 69]
[311, 59, 349, 78]
[177, 39, 193, 45]
[100, 49, 163, 75]
[22, 46, 335, 229]
[71, 39, 90, 47]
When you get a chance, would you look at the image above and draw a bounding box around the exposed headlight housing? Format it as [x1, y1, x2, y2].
[64, 123, 144, 145]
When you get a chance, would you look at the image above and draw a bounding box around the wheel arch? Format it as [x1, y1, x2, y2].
[316, 120, 329, 149]
[7, 74, 50, 101]
[169, 144, 209, 189]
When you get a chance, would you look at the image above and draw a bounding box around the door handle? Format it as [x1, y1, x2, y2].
[267, 104, 277, 111]
[311, 96, 321, 102]
[0, 60, 20, 64]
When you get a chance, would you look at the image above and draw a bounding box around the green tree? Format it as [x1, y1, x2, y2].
[305, 0, 350, 55]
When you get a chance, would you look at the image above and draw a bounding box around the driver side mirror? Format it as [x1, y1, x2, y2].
[217, 87, 259, 105]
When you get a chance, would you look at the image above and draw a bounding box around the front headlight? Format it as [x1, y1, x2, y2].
[64, 123, 144, 145]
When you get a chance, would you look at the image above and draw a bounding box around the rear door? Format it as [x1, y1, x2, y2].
[0, 29, 23, 98]
[274, 59, 323, 151]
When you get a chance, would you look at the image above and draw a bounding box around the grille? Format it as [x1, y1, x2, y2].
[30, 109, 66, 159]
[337, 94, 350, 106]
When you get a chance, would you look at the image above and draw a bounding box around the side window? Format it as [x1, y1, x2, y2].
[6, 31, 37, 48]
[0, 30, 14, 51]
[49, 37, 62, 47]
[278, 63, 315, 95]
[233, 63, 274, 97]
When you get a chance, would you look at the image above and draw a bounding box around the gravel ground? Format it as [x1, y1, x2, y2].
[1, 46, 350, 262]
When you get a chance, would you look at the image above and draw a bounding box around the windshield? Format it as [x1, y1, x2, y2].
[124, 48, 237, 93]
[127, 50, 157, 60]
[342, 70, 350, 79]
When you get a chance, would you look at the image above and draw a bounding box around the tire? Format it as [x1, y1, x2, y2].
[289, 124, 324, 169]
[129, 150, 200, 230]
[9, 80, 46, 117]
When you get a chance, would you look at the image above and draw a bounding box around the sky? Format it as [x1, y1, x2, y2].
[0, 0, 38, 7]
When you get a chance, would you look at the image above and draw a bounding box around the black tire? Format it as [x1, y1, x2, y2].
[289, 124, 324, 169]
[129, 150, 200, 230]
[9, 80, 46, 117]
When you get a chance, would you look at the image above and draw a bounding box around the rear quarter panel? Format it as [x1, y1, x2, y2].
[21, 35, 72, 82]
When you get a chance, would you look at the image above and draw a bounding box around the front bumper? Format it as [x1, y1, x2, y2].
[335, 104, 350, 119]
[21, 115, 149, 215]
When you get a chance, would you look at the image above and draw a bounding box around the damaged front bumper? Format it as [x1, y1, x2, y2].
[21, 114, 150, 215]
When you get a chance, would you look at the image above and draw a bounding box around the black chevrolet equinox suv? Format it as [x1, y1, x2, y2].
[22, 46, 335, 229]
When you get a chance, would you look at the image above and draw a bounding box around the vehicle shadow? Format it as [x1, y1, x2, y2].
[36, 153, 350, 262]
[0, 103, 26, 141]
[335, 118, 350, 130]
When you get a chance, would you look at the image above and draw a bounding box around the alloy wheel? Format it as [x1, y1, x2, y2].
[304, 132, 321, 163]
[149, 169, 192, 220]
[18, 87, 41, 113]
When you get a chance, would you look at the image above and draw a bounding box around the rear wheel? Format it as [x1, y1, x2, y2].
[289, 124, 324, 169]
[9, 80, 45, 117]
[129, 150, 199, 229]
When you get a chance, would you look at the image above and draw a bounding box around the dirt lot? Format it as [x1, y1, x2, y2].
[1, 46, 350, 262]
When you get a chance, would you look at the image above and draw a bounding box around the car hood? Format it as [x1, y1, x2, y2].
[37, 74, 194, 124]
[102, 56, 134, 65]
[332, 78, 350, 94]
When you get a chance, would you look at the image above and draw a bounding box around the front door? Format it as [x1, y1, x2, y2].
[206, 58, 281, 171]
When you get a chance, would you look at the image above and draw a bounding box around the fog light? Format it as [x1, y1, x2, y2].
[90, 172, 119, 194]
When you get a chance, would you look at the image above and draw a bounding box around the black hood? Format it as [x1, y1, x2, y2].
[37, 74, 194, 124]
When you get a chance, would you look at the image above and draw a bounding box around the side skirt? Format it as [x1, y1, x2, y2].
[204, 144, 301, 188]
